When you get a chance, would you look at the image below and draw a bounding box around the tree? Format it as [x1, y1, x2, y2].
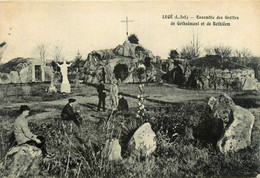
[52, 43, 63, 62]
[36, 43, 47, 61]
[204, 47, 214, 55]
[180, 31, 202, 59]
[74, 50, 83, 66]
[213, 45, 232, 59]
[128, 34, 139, 44]
[234, 48, 252, 65]
[168, 49, 179, 59]
[212, 45, 232, 68]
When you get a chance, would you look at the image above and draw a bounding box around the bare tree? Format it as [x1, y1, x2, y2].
[213, 45, 232, 59]
[52, 43, 63, 62]
[234, 48, 252, 65]
[36, 43, 47, 62]
[181, 31, 202, 59]
[204, 47, 214, 55]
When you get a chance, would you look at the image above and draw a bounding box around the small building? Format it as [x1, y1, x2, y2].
[0, 58, 52, 84]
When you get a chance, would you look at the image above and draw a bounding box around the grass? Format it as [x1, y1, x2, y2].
[0, 83, 259, 177]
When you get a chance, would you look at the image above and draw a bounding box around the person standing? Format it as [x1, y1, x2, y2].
[110, 80, 119, 111]
[97, 80, 106, 112]
[14, 105, 48, 157]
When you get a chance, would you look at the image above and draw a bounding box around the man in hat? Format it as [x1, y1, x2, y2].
[97, 80, 106, 112]
[14, 105, 48, 157]
[61, 98, 82, 126]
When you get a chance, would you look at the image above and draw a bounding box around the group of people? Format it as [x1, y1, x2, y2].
[12, 80, 129, 158]
[14, 98, 82, 158]
[97, 80, 128, 113]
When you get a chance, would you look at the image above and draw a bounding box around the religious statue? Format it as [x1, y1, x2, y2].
[57, 61, 71, 93]
[48, 66, 57, 93]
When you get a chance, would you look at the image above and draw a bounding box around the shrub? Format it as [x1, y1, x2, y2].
[128, 34, 139, 44]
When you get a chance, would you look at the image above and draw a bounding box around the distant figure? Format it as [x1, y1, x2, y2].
[14, 105, 48, 157]
[118, 95, 129, 112]
[102, 67, 106, 83]
[61, 98, 82, 127]
[97, 80, 106, 112]
[110, 80, 119, 111]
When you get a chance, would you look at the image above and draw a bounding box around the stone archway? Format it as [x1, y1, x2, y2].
[113, 63, 129, 81]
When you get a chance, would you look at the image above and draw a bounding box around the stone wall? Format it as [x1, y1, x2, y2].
[189, 67, 260, 91]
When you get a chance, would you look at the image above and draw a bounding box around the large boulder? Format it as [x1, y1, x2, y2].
[208, 94, 255, 154]
[0, 72, 11, 84]
[0, 144, 42, 177]
[242, 77, 260, 91]
[9, 71, 21, 83]
[102, 139, 122, 161]
[127, 123, 156, 157]
[217, 105, 255, 153]
[20, 66, 32, 83]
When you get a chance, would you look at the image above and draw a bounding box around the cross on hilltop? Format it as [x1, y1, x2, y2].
[121, 16, 134, 40]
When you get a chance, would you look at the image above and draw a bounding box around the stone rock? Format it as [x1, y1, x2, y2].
[209, 93, 235, 127]
[217, 105, 255, 153]
[208, 94, 255, 154]
[1, 144, 42, 177]
[20, 66, 32, 83]
[102, 139, 122, 161]
[128, 122, 156, 157]
[0, 73, 11, 84]
[49, 85, 57, 93]
[124, 73, 134, 83]
[242, 77, 259, 91]
[10, 71, 21, 83]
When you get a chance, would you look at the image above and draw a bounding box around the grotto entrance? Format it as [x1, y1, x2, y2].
[113, 64, 129, 81]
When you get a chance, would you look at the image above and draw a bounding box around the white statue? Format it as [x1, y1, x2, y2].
[57, 61, 71, 93]
[57, 62, 71, 83]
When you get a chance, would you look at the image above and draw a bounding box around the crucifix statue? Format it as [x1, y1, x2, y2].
[57, 60, 71, 93]
[121, 16, 134, 40]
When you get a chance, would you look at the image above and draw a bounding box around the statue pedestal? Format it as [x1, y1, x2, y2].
[49, 85, 57, 93]
[61, 83, 71, 93]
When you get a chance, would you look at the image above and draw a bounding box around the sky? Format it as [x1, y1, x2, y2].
[0, 1, 260, 63]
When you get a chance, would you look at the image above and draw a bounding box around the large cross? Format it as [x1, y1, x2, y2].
[121, 16, 134, 40]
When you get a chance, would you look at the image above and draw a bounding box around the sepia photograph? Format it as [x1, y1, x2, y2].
[0, 1, 260, 177]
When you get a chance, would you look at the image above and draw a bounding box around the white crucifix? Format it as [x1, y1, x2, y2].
[57, 60, 71, 93]
[121, 16, 134, 40]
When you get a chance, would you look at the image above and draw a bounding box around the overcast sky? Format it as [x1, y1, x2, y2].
[0, 1, 260, 63]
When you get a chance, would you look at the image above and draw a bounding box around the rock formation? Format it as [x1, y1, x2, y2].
[102, 139, 122, 161]
[0, 144, 42, 177]
[127, 122, 156, 158]
[208, 94, 255, 154]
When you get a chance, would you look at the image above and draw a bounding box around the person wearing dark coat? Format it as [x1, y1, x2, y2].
[117, 95, 129, 112]
[97, 81, 106, 112]
[61, 98, 82, 126]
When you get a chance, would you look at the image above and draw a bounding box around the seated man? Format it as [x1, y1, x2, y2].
[61, 98, 82, 127]
[117, 95, 129, 112]
[14, 105, 48, 157]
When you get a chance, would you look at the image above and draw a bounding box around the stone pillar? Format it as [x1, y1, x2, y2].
[41, 65, 45, 82]
[31, 63, 35, 82]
